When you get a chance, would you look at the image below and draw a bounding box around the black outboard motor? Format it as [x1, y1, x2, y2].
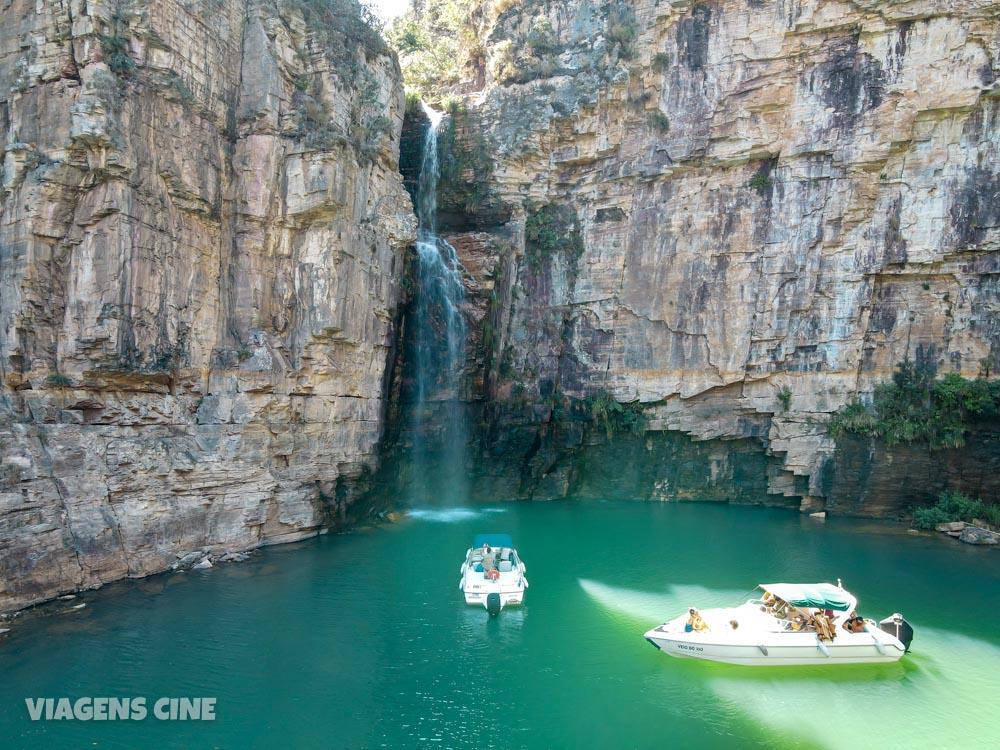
[879, 613, 914, 652]
[486, 593, 502, 616]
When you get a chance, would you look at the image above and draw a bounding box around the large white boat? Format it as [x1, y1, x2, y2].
[459, 534, 528, 615]
[643, 582, 914, 666]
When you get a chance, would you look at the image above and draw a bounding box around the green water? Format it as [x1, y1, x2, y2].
[1, 502, 998, 749]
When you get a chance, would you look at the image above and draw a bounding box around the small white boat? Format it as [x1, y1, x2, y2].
[643, 582, 914, 666]
[459, 534, 528, 615]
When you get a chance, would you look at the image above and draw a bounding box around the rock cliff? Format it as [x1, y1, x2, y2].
[0, 0, 415, 611]
[396, 0, 1000, 509]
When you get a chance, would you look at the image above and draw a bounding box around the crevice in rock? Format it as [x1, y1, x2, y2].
[35, 431, 88, 590]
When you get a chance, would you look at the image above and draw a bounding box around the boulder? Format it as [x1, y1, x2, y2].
[959, 527, 999, 546]
[936, 522, 967, 532]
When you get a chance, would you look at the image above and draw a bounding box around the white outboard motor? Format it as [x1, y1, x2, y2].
[879, 613, 914, 652]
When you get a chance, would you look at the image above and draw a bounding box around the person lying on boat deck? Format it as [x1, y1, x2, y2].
[686, 608, 710, 632]
[843, 615, 867, 633]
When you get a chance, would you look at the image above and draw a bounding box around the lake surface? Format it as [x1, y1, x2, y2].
[1, 501, 998, 749]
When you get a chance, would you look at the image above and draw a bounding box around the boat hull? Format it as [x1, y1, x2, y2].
[463, 588, 524, 609]
[643, 600, 907, 666]
[643, 629, 905, 665]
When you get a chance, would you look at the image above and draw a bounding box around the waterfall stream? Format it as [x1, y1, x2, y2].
[408, 103, 468, 504]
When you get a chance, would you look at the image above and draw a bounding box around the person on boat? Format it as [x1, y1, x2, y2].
[813, 611, 836, 641]
[773, 598, 791, 619]
[481, 545, 495, 575]
[843, 614, 867, 633]
[686, 608, 710, 632]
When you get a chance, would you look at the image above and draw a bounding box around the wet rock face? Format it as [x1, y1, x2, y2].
[376, 402, 794, 507]
[824, 430, 1000, 519]
[423, 0, 1000, 510]
[0, 0, 415, 611]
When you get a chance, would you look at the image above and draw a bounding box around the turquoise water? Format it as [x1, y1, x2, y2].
[1, 501, 998, 749]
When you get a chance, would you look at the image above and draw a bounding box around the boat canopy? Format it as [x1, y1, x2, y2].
[759, 583, 853, 611]
[473, 533, 513, 549]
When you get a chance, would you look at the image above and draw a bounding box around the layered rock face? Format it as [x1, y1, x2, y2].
[0, 0, 415, 610]
[412, 0, 1000, 509]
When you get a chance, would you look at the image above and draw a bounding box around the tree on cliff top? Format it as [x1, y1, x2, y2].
[387, 0, 497, 99]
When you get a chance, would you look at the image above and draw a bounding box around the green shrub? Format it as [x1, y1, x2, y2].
[46, 373, 73, 388]
[526, 18, 557, 55]
[606, 5, 638, 59]
[441, 95, 465, 116]
[100, 34, 135, 76]
[648, 111, 670, 133]
[828, 360, 1000, 448]
[827, 400, 878, 436]
[912, 491, 999, 530]
[524, 203, 584, 270]
[777, 387, 792, 411]
[749, 173, 772, 192]
[588, 389, 647, 437]
[651, 52, 671, 72]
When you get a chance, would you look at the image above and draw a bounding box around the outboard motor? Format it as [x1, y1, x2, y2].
[486, 593, 502, 616]
[879, 613, 914, 652]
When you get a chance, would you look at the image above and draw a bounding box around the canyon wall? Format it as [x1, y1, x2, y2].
[0, 0, 414, 611]
[399, 0, 1000, 510]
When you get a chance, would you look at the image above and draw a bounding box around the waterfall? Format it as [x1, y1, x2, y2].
[408, 102, 468, 504]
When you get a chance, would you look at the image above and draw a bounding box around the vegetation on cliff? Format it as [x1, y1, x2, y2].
[524, 203, 584, 270]
[829, 361, 1000, 449]
[436, 101, 496, 214]
[585, 389, 647, 438]
[282, 0, 394, 161]
[387, 0, 499, 99]
[912, 491, 1000, 530]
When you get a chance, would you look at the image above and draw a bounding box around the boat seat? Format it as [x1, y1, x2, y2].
[498, 561, 513, 572]
[474, 564, 483, 572]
